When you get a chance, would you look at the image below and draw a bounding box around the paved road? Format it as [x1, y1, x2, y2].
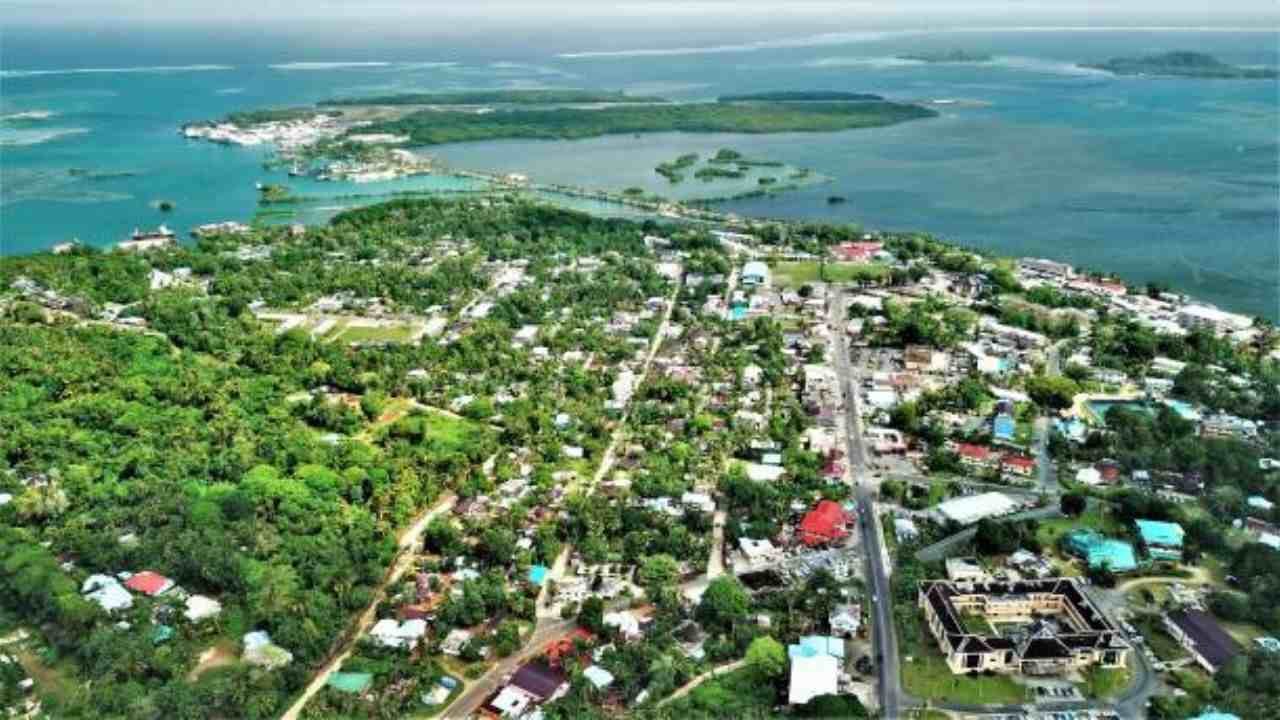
[914, 505, 1064, 563]
[1035, 340, 1067, 495]
[830, 292, 904, 719]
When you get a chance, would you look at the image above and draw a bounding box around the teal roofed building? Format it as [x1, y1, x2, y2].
[1063, 529, 1138, 572]
[788, 635, 845, 660]
[1135, 519, 1185, 562]
[1188, 709, 1240, 720]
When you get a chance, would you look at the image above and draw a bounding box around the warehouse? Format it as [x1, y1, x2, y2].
[933, 492, 1019, 525]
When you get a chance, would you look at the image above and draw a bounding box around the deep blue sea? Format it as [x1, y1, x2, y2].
[2, 26, 1277, 318]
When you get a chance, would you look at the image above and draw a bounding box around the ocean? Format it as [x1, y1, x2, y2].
[2, 26, 1277, 319]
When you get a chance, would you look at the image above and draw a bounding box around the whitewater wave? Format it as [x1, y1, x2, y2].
[0, 110, 55, 121]
[806, 56, 926, 69]
[0, 128, 89, 147]
[215, 87, 245, 95]
[270, 61, 392, 70]
[559, 25, 1272, 60]
[558, 31, 898, 59]
[2, 64, 232, 78]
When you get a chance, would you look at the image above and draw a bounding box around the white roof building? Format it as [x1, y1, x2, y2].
[184, 594, 223, 622]
[739, 537, 780, 564]
[934, 492, 1018, 525]
[583, 665, 615, 690]
[1076, 467, 1103, 486]
[370, 618, 427, 649]
[604, 611, 642, 640]
[490, 685, 534, 717]
[82, 574, 133, 612]
[788, 654, 839, 705]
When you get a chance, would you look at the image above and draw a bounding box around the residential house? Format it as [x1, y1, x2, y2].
[797, 500, 851, 547]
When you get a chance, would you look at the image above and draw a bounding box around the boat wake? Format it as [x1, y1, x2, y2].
[0, 127, 89, 146]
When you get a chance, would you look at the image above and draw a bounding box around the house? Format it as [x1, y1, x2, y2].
[369, 618, 427, 649]
[510, 660, 569, 702]
[441, 628, 473, 656]
[788, 654, 839, 705]
[1135, 520, 1185, 562]
[1247, 495, 1275, 512]
[739, 537, 782, 565]
[797, 500, 851, 547]
[788, 635, 845, 660]
[894, 517, 920, 542]
[954, 443, 997, 469]
[1001, 454, 1037, 478]
[1164, 609, 1240, 673]
[82, 574, 133, 612]
[681, 491, 716, 514]
[243, 631, 293, 669]
[741, 261, 769, 287]
[830, 241, 884, 263]
[124, 571, 174, 597]
[829, 604, 862, 638]
[1007, 549, 1054, 579]
[992, 413, 1016, 443]
[184, 595, 222, 622]
[604, 611, 643, 641]
[583, 665, 615, 690]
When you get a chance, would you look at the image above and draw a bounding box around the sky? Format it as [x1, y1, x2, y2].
[5, 0, 1279, 28]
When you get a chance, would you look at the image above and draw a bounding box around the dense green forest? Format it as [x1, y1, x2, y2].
[1082, 51, 1278, 79]
[0, 197, 684, 718]
[716, 91, 884, 102]
[319, 89, 663, 106]
[350, 99, 936, 146]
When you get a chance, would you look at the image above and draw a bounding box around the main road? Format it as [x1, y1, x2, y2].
[829, 291, 905, 719]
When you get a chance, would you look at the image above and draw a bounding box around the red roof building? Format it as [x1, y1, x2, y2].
[830, 242, 884, 263]
[124, 571, 173, 596]
[954, 443, 996, 466]
[1001, 454, 1037, 477]
[798, 500, 851, 547]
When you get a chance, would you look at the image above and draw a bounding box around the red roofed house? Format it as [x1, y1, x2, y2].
[124, 571, 174, 597]
[830, 242, 884, 263]
[821, 449, 846, 480]
[1001, 454, 1037, 478]
[544, 627, 595, 668]
[798, 500, 851, 547]
[954, 443, 997, 469]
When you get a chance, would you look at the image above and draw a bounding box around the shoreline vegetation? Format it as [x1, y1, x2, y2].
[897, 50, 993, 63]
[1081, 51, 1278, 79]
[351, 96, 937, 146]
[318, 89, 664, 106]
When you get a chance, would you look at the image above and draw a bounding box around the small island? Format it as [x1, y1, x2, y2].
[897, 50, 993, 63]
[1082, 51, 1277, 79]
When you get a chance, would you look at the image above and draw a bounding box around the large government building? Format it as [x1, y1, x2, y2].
[919, 578, 1131, 676]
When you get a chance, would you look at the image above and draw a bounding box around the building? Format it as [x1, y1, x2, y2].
[933, 492, 1019, 526]
[1019, 258, 1075, 279]
[992, 413, 1016, 443]
[1063, 530, 1138, 572]
[1134, 520, 1185, 562]
[788, 653, 839, 705]
[1001, 454, 1037, 478]
[1177, 305, 1252, 334]
[741, 261, 769, 287]
[797, 500, 851, 547]
[1164, 609, 1240, 674]
[829, 604, 862, 638]
[919, 578, 1131, 676]
[954, 442, 998, 470]
[945, 557, 988, 582]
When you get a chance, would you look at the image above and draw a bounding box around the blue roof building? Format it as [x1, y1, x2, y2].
[528, 565, 548, 586]
[1135, 519, 1185, 561]
[1064, 530, 1138, 572]
[788, 635, 845, 660]
[992, 413, 1016, 442]
[1188, 709, 1240, 720]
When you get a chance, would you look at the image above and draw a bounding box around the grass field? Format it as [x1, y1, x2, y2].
[771, 261, 892, 288]
[901, 640, 1026, 705]
[1080, 664, 1131, 699]
[335, 323, 418, 344]
[1035, 504, 1122, 548]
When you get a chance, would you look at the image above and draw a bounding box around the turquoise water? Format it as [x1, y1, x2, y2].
[731, 306, 748, 321]
[2, 27, 1277, 318]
